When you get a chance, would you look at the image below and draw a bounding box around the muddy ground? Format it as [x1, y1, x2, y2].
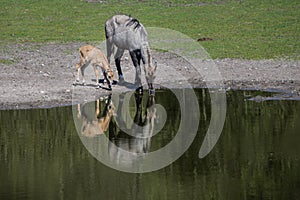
[0, 42, 299, 110]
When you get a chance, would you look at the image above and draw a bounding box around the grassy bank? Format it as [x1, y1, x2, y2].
[0, 0, 299, 59]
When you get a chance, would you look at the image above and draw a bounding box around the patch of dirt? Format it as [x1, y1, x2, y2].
[0, 42, 299, 110]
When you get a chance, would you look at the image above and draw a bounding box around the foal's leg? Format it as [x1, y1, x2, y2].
[80, 64, 88, 85]
[74, 55, 86, 85]
[93, 64, 100, 88]
[114, 48, 125, 81]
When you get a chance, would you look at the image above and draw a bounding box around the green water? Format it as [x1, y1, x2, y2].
[0, 89, 299, 200]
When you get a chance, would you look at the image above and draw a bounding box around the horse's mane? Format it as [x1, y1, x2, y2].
[126, 17, 141, 30]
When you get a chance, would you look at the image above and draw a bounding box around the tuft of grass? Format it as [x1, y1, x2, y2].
[0, 0, 299, 59]
[0, 59, 14, 65]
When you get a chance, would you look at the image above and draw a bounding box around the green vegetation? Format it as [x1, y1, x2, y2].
[0, 59, 14, 65]
[0, 0, 299, 59]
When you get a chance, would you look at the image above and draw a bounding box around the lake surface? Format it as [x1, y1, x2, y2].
[0, 89, 299, 200]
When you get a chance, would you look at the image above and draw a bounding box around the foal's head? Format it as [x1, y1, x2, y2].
[106, 68, 114, 82]
[105, 68, 114, 89]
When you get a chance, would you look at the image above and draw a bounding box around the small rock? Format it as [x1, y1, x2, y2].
[197, 37, 213, 42]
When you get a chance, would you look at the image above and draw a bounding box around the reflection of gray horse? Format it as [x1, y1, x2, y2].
[109, 93, 157, 160]
[105, 15, 157, 92]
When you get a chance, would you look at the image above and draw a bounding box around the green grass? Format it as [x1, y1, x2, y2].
[0, 59, 14, 65]
[0, 0, 299, 59]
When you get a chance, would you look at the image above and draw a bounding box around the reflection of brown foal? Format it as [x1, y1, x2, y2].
[77, 96, 114, 137]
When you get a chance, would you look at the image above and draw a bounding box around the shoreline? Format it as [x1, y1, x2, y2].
[1, 85, 299, 110]
[0, 42, 299, 110]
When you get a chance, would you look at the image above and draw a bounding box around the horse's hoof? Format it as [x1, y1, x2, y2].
[149, 89, 155, 96]
[112, 80, 118, 85]
[118, 76, 125, 84]
[136, 86, 143, 94]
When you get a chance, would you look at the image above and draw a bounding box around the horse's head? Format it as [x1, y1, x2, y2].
[144, 62, 157, 90]
[144, 48, 157, 93]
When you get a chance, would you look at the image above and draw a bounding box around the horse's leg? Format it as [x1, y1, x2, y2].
[114, 48, 125, 82]
[136, 50, 144, 93]
[130, 49, 143, 93]
[140, 48, 146, 65]
[136, 49, 142, 66]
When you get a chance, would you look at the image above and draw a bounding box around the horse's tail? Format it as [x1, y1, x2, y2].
[105, 16, 119, 39]
[105, 25, 109, 39]
[105, 20, 114, 39]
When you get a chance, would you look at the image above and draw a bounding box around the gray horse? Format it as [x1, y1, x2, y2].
[105, 15, 157, 93]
